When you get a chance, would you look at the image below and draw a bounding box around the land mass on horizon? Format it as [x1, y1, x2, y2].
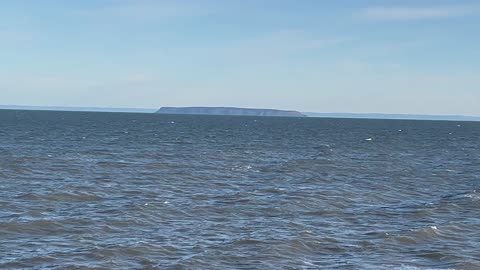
[1, 105, 479, 121]
[156, 107, 306, 117]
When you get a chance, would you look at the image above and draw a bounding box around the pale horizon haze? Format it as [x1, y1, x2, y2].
[1, 0, 479, 116]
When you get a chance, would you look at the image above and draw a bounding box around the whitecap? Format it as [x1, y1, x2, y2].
[389, 266, 456, 270]
[231, 165, 255, 172]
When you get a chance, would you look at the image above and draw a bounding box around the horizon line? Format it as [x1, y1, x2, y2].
[1, 104, 479, 120]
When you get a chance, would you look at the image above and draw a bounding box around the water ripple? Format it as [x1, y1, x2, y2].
[1, 111, 479, 269]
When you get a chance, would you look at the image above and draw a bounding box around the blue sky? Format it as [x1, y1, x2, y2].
[1, 0, 479, 115]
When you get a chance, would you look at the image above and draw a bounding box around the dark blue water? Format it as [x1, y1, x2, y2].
[1, 110, 479, 269]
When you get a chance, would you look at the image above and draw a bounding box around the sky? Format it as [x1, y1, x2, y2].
[1, 0, 479, 115]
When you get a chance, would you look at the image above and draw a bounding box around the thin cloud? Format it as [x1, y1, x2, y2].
[358, 5, 480, 21]
[77, 0, 216, 21]
[224, 31, 349, 56]
[0, 30, 36, 42]
[162, 30, 349, 67]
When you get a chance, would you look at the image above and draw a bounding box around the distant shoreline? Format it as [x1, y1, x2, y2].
[156, 107, 306, 117]
[0, 105, 156, 114]
[1, 105, 479, 121]
[303, 112, 480, 122]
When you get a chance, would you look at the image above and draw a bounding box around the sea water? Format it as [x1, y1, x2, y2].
[0, 110, 479, 269]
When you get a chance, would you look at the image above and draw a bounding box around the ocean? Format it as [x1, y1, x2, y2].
[0, 110, 479, 269]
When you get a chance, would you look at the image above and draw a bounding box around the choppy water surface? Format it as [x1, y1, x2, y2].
[0, 110, 479, 269]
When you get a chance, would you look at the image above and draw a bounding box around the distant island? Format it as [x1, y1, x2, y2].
[156, 107, 306, 117]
